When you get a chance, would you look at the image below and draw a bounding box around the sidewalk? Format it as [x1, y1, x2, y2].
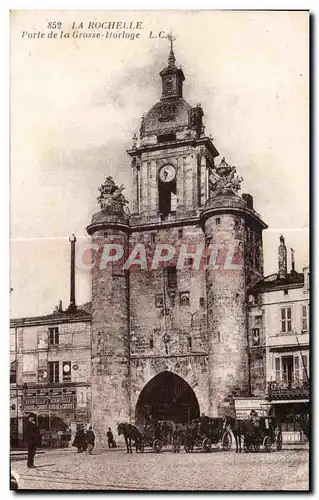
[283, 442, 309, 450]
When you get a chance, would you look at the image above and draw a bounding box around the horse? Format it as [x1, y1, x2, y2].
[117, 422, 142, 453]
[224, 416, 260, 453]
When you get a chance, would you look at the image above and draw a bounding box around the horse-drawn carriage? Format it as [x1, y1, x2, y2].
[225, 415, 282, 453]
[136, 422, 163, 453]
[117, 421, 164, 453]
[243, 416, 282, 453]
[172, 417, 232, 453]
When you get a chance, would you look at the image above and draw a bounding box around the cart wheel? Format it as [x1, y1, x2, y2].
[153, 439, 163, 453]
[263, 436, 271, 452]
[202, 437, 212, 453]
[221, 431, 232, 451]
[254, 440, 261, 452]
[276, 431, 283, 451]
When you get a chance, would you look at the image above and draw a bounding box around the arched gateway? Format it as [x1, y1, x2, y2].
[135, 371, 200, 426]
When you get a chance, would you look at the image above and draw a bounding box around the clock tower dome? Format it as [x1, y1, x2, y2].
[128, 36, 219, 220]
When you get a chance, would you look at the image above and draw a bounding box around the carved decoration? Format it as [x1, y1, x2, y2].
[209, 157, 243, 197]
[159, 102, 176, 122]
[179, 291, 190, 306]
[97, 176, 129, 213]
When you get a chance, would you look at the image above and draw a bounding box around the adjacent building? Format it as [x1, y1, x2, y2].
[10, 280, 92, 446]
[248, 238, 309, 442]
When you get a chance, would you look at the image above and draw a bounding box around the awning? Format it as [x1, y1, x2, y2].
[268, 399, 309, 404]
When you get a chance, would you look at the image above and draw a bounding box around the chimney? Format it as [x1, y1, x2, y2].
[58, 300, 63, 312]
[68, 233, 77, 313]
[291, 248, 295, 273]
[278, 235, 287, 279]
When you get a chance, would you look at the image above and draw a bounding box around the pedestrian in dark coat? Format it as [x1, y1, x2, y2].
[72, 427, 86, 452]
[107, 427, 115, 448]
[85, 426, 95, 455]
[25, 413, 40, 468]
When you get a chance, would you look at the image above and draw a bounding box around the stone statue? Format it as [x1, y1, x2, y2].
[209, 157, 243, 197]
[190, 103, 204, 137]
[97, 176, 129, 213]
[139, 115, 145, 139]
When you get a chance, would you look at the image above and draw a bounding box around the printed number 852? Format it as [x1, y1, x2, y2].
[47, 22, 62, 29]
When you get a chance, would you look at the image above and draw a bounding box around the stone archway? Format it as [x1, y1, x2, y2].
[135, 371, 200, 426]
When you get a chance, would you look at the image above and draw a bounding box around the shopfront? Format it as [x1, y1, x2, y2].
[21, 386, 90, 448]
[269, 400, 309, 443]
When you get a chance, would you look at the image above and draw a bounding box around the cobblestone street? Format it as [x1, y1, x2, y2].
[11, 445, 309, 491]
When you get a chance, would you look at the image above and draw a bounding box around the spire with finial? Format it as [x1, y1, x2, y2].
[167, 31, 176, 67]
[159, 31, 185, 99]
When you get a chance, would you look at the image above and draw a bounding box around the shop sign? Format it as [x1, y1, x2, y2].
[234, 399, 271, 418]
[22, 387, 76, 412]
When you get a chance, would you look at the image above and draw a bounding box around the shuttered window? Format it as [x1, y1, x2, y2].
[275, 358, 281, 382]
[281, 307, 292, 333]
[301, 305, 308, 332]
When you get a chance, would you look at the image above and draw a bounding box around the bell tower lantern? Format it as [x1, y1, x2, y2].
[160, 33, 185, 99]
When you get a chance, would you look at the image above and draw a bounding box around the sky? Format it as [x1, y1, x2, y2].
[10, 10, 309, 318]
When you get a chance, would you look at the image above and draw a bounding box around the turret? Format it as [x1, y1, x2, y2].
[200, 158, 267, 416]
[86, 177, 130, 446]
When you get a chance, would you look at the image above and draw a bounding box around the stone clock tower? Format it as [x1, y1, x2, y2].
[87, 39, 267, 445]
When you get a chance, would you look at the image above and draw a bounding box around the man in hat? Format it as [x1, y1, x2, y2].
[25, 413, 40, 468]
[106, 427, 114, 448]
[85, 425, 95, 455]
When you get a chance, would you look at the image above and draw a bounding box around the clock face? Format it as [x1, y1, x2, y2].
[159, 165, 176, 183]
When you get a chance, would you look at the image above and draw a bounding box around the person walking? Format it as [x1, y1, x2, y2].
[106, 427, 114, 448]
[25, 413, 40, 468]
[86, 426, 95, 455]
[72, 426, 86, 452]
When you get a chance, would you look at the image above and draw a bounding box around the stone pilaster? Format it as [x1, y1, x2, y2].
[140, 161, 148, 214]
[185, 154, 193, 209]
[131, 162, 139, 214]
[200, 153, 207, 206]
[176, 155, 184, 210]
[149, 160, 158, 216]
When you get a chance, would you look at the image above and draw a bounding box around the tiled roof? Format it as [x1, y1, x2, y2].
[249, 271, 304, 293]
[10, 303, 91, 327]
